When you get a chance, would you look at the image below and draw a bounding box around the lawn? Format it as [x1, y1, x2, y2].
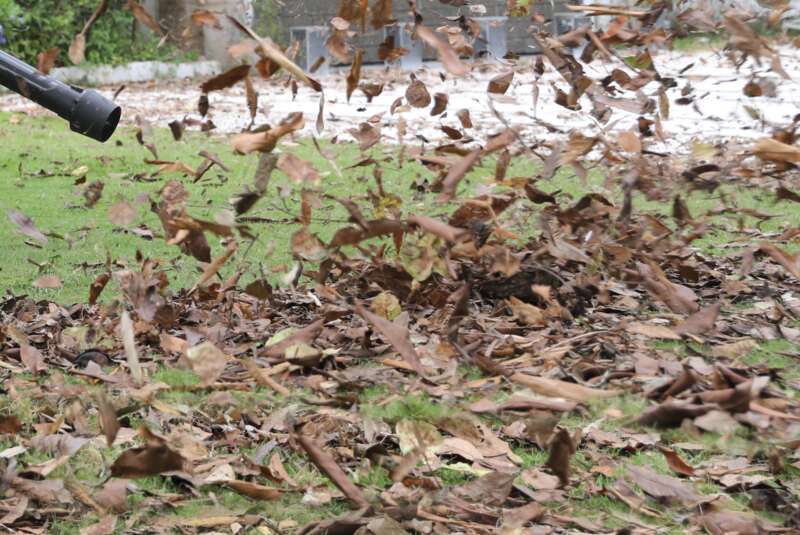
[1, 112, 800, 534]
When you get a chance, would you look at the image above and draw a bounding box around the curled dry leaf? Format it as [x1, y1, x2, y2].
[201, 64, 251, 93]
[546, 427, 578, 487]
[232, 112, 305, 154]
[488, 71, 514, 94]
[346, 49, 363, 103]
[753, 137, 800, 164]
[431, 92, 448, 116]
[406, 76, 432, 108]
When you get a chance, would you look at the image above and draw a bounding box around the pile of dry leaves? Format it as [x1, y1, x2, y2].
[2, 1, 800, 534]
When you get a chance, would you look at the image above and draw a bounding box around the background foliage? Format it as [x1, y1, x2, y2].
[0, 0, 193, 67]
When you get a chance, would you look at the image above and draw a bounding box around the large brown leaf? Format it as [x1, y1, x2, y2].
[200, 64, 251, 93]
[355, 303, 425, 376]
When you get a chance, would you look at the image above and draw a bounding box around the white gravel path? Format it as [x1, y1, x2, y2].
[2, 45, 799, 154]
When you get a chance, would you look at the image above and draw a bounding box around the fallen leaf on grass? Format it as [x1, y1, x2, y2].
[626, 465, 703, 507]
[511, 373, 621, 402]
[626, 322, 680, 340]
[33, 275, 62, 289]
[295, 430, 369, 508]
[355, 303, 425, 376]
[186, 342, 228, 386]
[20, 344, 45, 375]
[223, 480, 282, 501]
[673, 302, 720, 336]
[659, 447, 695, 476]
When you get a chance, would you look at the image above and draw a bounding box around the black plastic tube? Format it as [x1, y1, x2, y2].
[0, 49, 120, 142]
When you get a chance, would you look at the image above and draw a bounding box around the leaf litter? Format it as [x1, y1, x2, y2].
[1, 2, 800, 534]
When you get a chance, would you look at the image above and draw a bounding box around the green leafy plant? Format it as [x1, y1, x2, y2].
[1, 0, 194, 67]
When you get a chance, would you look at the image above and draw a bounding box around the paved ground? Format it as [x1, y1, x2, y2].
[2, 44, 798, 154]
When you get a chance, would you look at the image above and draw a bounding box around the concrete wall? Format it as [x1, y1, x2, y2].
[263, 1, 567, 63]
[152, 0, 569, 65]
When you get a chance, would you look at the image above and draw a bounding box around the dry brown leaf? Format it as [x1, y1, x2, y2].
[753, 137, 800, 164]
[488, 71, 514, 94]
[277, 153, 320, 184]
[191, 10, 221, 28]
[295, 431, 369, 508]
[96, 392, 120, 448]
[232, 112, 304, 154]
[355, 303, 425, 376]
[38, 47, 60, 74]
[33, 275, 62, 289]
[110, 427, 186, 478]
[511, 373, 621, 402]
[223, 480, 281, 501]
[659, 447, 695, 477]
[227, 16, 321, 92]
[200, 64, 251, 93]
[346, 49, 363, 103]
[406, 76, 431, 108]
[20, 344, 45, 375]
[125, 0, 162, 34]
[414, 25, 469, 77]
[186, 342, 228, 386]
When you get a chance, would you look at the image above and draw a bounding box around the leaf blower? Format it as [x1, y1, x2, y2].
[0, 49, 120, 142]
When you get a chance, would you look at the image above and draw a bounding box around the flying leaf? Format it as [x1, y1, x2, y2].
[227, 16, 322, 91]
[125, 0, 163, 34]
[346, 49, 363, 103]
[414, 25, 469, 77]
[38, 47, 60, 74]
[488, 71, 514, 94]
[406, 75, 431, 108]
[200, 64, 251, 93]
[7, 210, 48, 244]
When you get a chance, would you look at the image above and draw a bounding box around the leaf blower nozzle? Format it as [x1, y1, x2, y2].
[0, 49, 121, 142]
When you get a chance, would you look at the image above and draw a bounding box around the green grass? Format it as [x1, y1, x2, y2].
[3, 115, 800, 533]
